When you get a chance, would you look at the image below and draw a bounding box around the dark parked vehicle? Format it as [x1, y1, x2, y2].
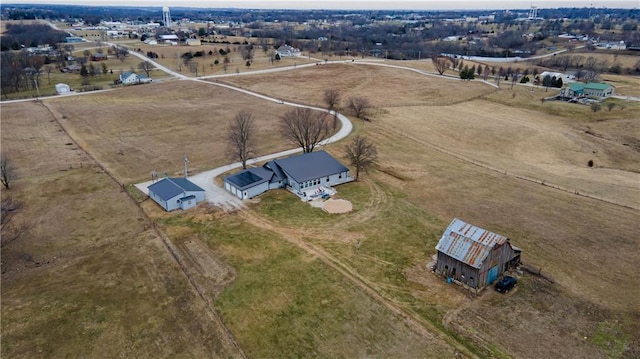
[495, 276, 518, 293]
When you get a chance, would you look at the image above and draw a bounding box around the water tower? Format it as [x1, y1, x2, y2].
[162, 6, 171, 28]
[528, 5, 538, 19]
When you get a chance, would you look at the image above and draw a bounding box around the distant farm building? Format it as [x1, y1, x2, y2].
[119, 71, 152, 85]
[65, 36, 84, 43]
[90, 53, 108, 61]
[223, 150, 353, 200]
[147, 177, 205, 211]
[159, 34, 179, 45]
[435, 218, 521, 290]
[55, 83, 71, 94]
[186, 38, 201, 46]
[276, 44, 301, 57]
[562, 82, 615, 98]
[539, 71, 575, 83]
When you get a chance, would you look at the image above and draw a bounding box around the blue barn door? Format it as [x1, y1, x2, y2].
[487, 265, 499, 284]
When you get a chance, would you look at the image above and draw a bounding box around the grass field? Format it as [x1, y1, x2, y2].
[0, 102, 243, 358]
[45, 80, 293, 183]
[2, 58, 638, 358]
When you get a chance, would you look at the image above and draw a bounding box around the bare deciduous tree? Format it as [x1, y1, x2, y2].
[0, 154, 15, 190]
[432, 56, 450, 75]
[346, 96, 372, 120]
[138, 60, 153, 77]
[279, 107, 329, 153]
[226, 111, 256, 169]
[323, 89, 341, 128]
[344, 135, 378, 181]
[1, 194, 31, 248]
[44, 65, 53, 84]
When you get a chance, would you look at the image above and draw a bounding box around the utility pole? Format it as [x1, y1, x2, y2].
[183, 153, 189, 178]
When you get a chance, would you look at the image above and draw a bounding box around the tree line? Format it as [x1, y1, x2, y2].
[0, 23, 67, 51]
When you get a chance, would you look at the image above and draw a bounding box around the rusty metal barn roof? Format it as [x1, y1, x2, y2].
[435, 218, 508, 269]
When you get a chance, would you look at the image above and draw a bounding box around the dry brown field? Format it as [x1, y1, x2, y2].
[219, 63, 494, 108]
[211, 64, 640, 357]
[2, 59, 638, 358]
[0, 101, 243, 358]
[108, 39, 316, 77]
[44, 80, 294, 183]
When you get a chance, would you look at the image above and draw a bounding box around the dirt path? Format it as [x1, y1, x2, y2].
[237, 188, 480, 359]
[37, 100, 247, 359]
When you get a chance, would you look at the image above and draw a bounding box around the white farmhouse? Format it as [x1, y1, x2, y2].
[119, 71, 152, 85]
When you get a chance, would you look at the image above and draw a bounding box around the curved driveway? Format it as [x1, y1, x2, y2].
[125, 45, 353, 209]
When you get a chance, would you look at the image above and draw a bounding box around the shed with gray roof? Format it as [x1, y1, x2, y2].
[435, 218, 521, 290]
[147, 177, 205, 211]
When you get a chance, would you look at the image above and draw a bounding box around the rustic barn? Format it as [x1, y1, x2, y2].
[435, 218, 521, 289]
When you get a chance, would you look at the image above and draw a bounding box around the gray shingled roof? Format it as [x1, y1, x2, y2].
[274, 150, 348, 183]
[147, 177, 204, 201]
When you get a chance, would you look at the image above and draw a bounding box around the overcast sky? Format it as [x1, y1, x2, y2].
[5, 0, 639, 10]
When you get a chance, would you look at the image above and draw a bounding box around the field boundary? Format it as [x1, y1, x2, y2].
[37, 100, 247, 359]
[371, 121, 639, 211]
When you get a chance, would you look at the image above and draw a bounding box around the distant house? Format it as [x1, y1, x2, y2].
[276, 44, 301, 57]
[147, 177, 205, 211]
[159, 34, 179, 45]
[186, 38, 201, 46]
[435, 218, 521, 290]
[55, 83, 71, 94]
[65, 64, 82, 72]
[66, 36, 84, 43]
[90, 53, 108, 61]
[119, 71, 152, 85]
[563, 82, 614, 98]
[539, 71, 575, 84]
[224, 150, 353, 200]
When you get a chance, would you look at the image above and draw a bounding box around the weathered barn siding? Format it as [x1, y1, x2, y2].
[435, 218, 521, 290]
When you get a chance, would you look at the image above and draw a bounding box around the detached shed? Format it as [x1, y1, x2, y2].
[147, 177, 205, 211]
[435, 218, 521, 289]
